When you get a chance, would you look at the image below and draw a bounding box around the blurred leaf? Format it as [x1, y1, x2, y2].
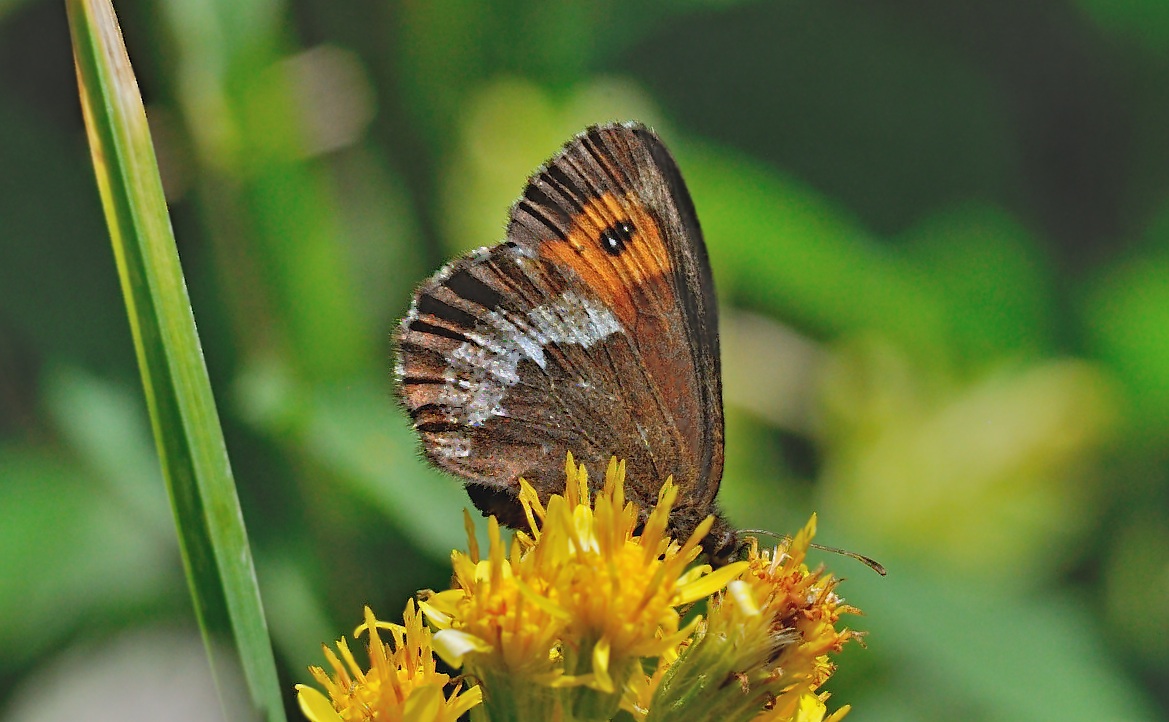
[302, 379, 481, 559]
[257, 552, 336, 676]
[232, 358, 478, 561]
[836, 568, 1160, 722]
[43, 365, 170, 537]
[678, 137, 949, 358]
[0, 99, 128, 371]
[1105, 513, 1169, 671]
[628, 1, 1014, 234]
[1076, 0, 1169, 54]
[720, 309, 829, 434]
[0, 447, 176, 668]
[67, 1, 284, 719]
[396, 1, 677, 152]
[328, 145, 427, 328]
[159, 0, 369, 382]
[439, 76, 662, 256]
[395, 0, 496, 150]
[899, 202, 1054, 364]
[718, 407, 816, 540]
[819, 343, 1117, 584]
[1083, 221, 1169, 439]
[718, 311, 830, 534]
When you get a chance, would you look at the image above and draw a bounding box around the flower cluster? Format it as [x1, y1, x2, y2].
[296, 601, 480, 722]
[297, 454, 862, 722]
[649, 519, 859, 722]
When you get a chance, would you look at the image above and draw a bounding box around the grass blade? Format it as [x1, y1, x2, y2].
[66, 1, 286, 719]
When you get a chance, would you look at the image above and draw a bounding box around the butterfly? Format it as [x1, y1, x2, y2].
[395, 122, 737, 561]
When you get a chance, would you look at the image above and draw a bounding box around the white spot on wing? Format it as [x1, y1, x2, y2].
[438, 291, 623, 427]
[433, 435, 471, 460]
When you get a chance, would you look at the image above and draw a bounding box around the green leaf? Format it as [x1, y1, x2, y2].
[0, 445, 175, 669]
[678, 138, 949, 358]
[65, 1, 286, 720]
[835, 567, 1161, 721]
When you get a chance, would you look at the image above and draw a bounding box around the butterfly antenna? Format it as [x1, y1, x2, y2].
[739, 529, 887, 576]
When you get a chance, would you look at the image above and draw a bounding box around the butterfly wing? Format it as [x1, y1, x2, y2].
[395, 122, 724, 532]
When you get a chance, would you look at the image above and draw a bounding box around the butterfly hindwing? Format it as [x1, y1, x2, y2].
[396, 122, 725, 537]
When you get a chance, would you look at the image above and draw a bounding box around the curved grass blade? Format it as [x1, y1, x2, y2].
[66, 1, 286, 720]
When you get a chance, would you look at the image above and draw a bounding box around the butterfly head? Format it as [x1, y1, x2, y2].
[663, 504, 739, 567]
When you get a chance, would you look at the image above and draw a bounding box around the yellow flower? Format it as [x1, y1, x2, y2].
[296, 601, 481, 722]
[622, 636, 682, 720]
[753, 692, 851, 722]
[422, 510, 569, 720]
[739, 516, 859, 691]
[644, 515, 858, 722]
[423, 454, 746, 721]
[300, 454, 864, 722]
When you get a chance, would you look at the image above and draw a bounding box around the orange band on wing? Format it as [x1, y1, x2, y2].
[536, 192, 672, 327]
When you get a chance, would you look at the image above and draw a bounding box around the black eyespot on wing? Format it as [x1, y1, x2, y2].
[599, 221, 634, 256]
[444, 268, 504, 311]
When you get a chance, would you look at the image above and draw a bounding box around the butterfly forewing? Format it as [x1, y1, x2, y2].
[396, 122, 724, 537]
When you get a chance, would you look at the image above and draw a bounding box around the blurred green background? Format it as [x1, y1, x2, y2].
[3, 0, 1169, 719]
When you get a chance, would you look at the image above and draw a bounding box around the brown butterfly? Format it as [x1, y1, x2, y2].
[395, 122, 737, 561]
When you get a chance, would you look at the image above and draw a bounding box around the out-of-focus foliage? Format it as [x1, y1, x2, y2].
[66, 0, 286, 716]
[2, 1, 1167, 720]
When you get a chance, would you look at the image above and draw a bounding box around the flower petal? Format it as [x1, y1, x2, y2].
[592, 636, 614, 693]
[452, 684, 484, 717]
[432, 628, 493, 667]
[675, 561, 750, 605]
[402, 684, 443, 721]
[727, 579, 761, 617]
[295, 685, 343, 722]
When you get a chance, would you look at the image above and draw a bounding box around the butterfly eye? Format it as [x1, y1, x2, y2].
[599, 221, 635, 256]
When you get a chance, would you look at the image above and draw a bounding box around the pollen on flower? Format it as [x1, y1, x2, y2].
[535, 456, 748, 692]
[295, 601, 481, 722]
[424, 511, 568, 679]
[739, 515, 861, 686]
[643, 514, 861, 722]
[299, 455, 866, 722]
[734, 515, 861, 721]
[423, 453, 748, 718]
